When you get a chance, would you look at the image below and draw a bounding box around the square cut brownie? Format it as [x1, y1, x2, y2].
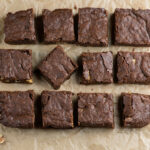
[78, 8, 108, 46]
[38, 46, 78, 89]
[0, 90, 35, 128]
[41, 91, 74, 128]
[78, 93, 114, 128]
[117, 51, 150, 84]
[42, 9, 75, 43]
[115, 8, 150, 46]
[121, 93, 150, 128]
[0, 49, 32, 83]
[4, 9, 36, 44]
[81, 52, 113, 84]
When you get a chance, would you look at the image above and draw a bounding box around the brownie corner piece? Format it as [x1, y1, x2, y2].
[121, 93, 150, 128]
[41, 91, 74, 128]
[78, 7, 108, 46]
[78, 93, 114, 128]
[81, 51, 113, 84]
[42, 9, 75, 43]
[0, 90, 35, 128]
[0, 49, 32, 83]
[117, 51, 150, 84]
[114, 8, 150, 46]
[38, 46, 78, 89]
[4, 8, 36, 44]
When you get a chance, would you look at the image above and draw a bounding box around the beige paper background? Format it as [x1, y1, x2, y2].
[0, 0, 150, 149]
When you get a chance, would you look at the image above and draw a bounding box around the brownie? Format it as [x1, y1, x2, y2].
[78, 93, 114, 128]
[38, 46, 78, 89]
[121, 93, 150, 128]
[117, 51, 150, 84]
[0, 49, 32, 83]
[4, 9, 36, 44]
[81, 52, 113, 84]
[42, 9, 75, 43]
[0, 90, 35, 128]
[78, 8, 108, 46]
[41, 91, 74, 128]
[114, 8, 150, 46]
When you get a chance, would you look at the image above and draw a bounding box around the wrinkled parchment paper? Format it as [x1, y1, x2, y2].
[0, 0, 150, 150]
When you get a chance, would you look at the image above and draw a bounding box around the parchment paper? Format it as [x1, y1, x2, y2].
[0, 0, 150, 150]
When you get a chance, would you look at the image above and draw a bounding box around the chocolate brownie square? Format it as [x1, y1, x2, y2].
[78, 8, 108, 46]
[0, 49, 32, 83]
[41, 91, 74, 128]
[117, 51, 150, 84]
[42, 9, 75, 43]
[38, 46, 78, 89]
[78, 93, 114, 128]
[115, 8, 150, 46]
[0, 90, 35, 128]
[4, 9, 36, 44]
[81, 52, 113, 84]
[121, 93, 150, 128]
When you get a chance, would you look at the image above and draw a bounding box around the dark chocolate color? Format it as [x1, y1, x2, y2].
[41, 91, 74, 128]
[38, 46, 78, 89]
[0, 90, 35, 128]
[0, 49, 32, 83]
[4, 9, 36, 44]
[42, 9, 75, 43]
[117, 51, 150, 84]
[78, 8, 108, 46]
[78, 93, 114, 128]
[121, 93, 150, 128]
[115, 8, 150, 46]
[81, 52, 113, 84]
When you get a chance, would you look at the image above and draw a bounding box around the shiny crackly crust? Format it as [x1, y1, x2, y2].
[0, 90, 35, 128]
[78, 93, 114, 128]
[4, 9, 36, 44]
[41, 91, 74, 128]
[122, 93, 150, 128]
[38, 46, 78, 89]
[81, 52, 113, 84]
[42, 9, 75, 43]
[117, 51, 150, 84]
[0, 49, 32, 83]
[78, 8, 108, 46]
[115, 8, 150, 46]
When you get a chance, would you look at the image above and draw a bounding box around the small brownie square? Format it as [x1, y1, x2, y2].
[38, 46, 78, 89]
[0, 90, 35, 128]
[42, 9, 75, 43]
[114, 8, 150, 46]
[81, 52, 113, 84]
[4, 9, 36, 44]
[121, 93, 150, 128]
[41, 91, 74, 128]
[117, 51, 150, 84]
[78, 93, 114, 128]
[0, 49, 32, 83]
[78, 8, 108, 46]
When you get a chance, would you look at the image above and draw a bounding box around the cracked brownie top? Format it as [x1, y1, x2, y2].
[115, 8, 150, 46]
[117, 51, 150, 83]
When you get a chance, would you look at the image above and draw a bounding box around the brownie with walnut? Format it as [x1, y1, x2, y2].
[41, 91, 74, 128]
[121, 93, 150, 128]
[115, 8, 150, 46]
[80, 52, 113, 84]
[42, 9, 75, 43]
[78, 93, 114, 128]
[4, 9, 36, 44]
[38, 46, 78, 89]
[78, 8, 108, 46]
[117, 51, 150, 84]
[0, 90, 35, 128]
